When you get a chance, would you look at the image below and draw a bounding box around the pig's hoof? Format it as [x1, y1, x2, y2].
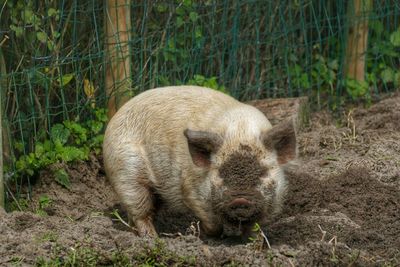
[136, 218, 157, 237]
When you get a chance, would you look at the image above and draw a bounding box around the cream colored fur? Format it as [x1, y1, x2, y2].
[103, 86, 294, 236]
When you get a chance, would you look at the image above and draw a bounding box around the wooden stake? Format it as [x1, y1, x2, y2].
[0, 49, 4, 208]
[345, 0, 373, 81]
[105, 0, 132, 119]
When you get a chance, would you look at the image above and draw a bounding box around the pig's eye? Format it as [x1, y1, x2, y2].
[260, 168, 268, 178]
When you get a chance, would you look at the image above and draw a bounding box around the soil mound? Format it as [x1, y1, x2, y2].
[1, 94, 400, 266]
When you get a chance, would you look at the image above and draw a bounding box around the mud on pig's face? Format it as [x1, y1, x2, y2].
[211, 145, 275, 237]
[184, 120, 297, 237]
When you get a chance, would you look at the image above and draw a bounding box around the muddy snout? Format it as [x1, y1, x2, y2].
[219, 191, 264, 223]
[214, 191, 265, 237]
[226, 198, 258, 221]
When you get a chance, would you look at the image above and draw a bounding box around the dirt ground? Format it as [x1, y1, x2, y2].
[1, 93, 399, 266]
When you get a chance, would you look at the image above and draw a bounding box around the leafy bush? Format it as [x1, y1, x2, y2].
[12, 108, 107, 188]
[187, 74, 227, 93]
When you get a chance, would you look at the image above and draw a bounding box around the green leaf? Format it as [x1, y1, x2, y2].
[47, 40, 54, 51]
[35, 143, 44, 157]
[176, 16, 184, 27]
[56, 73, 74, 87]
[52, 31, 60, 39]
[64, 121, 88, 144]
[14, 141, 24, 153]
[376, 42, 398, 57]
[39, 195, 52, 209]
[54, 169, 71, 189]
[193, 74, 205, 84]
[204, 77, 218, 89]
[183, 0, 192, 7]
[88, 121, 103, 134]
[195, 28, 202, 39]
[94, 108, 108, 122]
[23, 9, 35, 24]
[90, 134, 104, 148]
[167, 39, 175, 49]
[369, 20, 384, 36]
[389, 30, 400, 47]
[10, 25, 23, 38]
[15, 157, 27, 172]
[189, 12, 199, 22]
[328, 59, 339, 70]
[217, 85, 228, 94]
[366, 72, 377, 84]
[300, 73, 311, 89]
[43, 140, 53, 151]
[176, 6, 185, 16]
[345, 79, 369, 99]
[381, 68, 395, 83]
[47, 8, 58, 17]
[156, 3, 168, 13]
[36, 31, 47, 44]
[158, 75, 171, 86]
[51, 124, 70, 145]
[394, 71, 400, 87]
[58, 146, 87, 162]
[64, 121, 87, 135]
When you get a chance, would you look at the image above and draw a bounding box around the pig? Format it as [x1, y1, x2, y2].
[103, 86, 297, 238]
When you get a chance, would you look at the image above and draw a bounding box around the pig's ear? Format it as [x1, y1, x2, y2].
[263, 120, 297, 165]
[184, 129, 222, 168]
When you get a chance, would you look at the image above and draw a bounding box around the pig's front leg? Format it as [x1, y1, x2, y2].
[106, 144, 157, 237]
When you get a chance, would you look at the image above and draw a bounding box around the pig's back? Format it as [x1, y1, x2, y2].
[115, 86, 239, 137]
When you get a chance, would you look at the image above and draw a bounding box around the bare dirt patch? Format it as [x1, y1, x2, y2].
[1, 94, 399, 266]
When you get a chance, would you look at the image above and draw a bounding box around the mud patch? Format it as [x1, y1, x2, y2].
[219, 144, 265, 188]
[1, 94, 400, 266]
[270, 166, 400, 260]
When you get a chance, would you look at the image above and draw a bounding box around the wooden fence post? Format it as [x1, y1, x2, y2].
[345, 0, 373, 81]
[0, 49, 4, 208]
[105, 0, 132, 119]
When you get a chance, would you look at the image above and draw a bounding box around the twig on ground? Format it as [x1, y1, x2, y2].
[111, 210, 136, 231]
[160, 232, 183, 238]
[318, 224, 327, 242]
[259, 227, 271, 249]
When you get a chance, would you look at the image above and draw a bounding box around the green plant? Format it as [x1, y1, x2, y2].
[110, 251, 132, 267]
[35, 241, 136, 267]
[157, 73, 227, 93]
[134, 239, 196, 266]
[9, 198, 29, 212]
[12, 108, 107, 189]
[187, 74, 227, 93]
[344, 78, 370, 103]
[8, 0, 60, 52]
[36, 245, 101, 267]
[35, 231, 58, 243]
[10, 256, 25, 266]
[155, 0, 203, 65]
[288, 45, 340, 109]
[248, 222, 271, 252]
[286, 22, 400, 109]
[35, 195, 52, 216]
[367, 21, 400, 91]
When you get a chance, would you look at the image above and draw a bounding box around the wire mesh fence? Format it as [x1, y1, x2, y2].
[0, 0, 399, 202]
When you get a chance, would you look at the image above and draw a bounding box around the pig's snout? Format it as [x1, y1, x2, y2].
[229, 197, 251, 207]
[212, 190, 266, 237]
[225, 197, 258, 221]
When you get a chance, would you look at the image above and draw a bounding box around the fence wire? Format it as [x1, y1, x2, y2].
[0, 0, 399, 193]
